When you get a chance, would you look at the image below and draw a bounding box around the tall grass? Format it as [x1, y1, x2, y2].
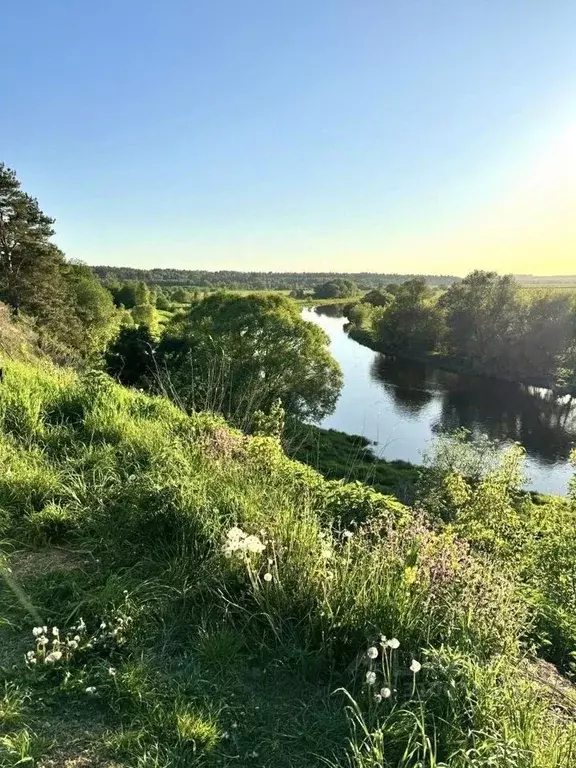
[0, 360, 575, 766]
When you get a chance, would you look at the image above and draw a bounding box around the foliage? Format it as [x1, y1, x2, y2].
[105, 325, 158, 387]
[314, 278, 359, 299]
[94, 265, 457, 291]
[361, 289, 394, 307]
[0, 362, 575, 765]
[156, 292, 343, 425]
[378, 279, 445, 355]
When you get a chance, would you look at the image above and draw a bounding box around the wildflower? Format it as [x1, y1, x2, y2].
[26, 651, 36, 662]
[388, 638, 400, 650]
[365, 671, 377, 685]
[32, 626, 44, 638]
[100, 622, 107, 630]
[74, 635, 81, 643]
[244, 535, 266, 554]
[380, 686, 392, 699]
[410, 659, 422, 673]
[366, 646, 379, 660]
[374, 693, 382, 703]
[43, 626, 48, 634]
[37, 636, 49, 647]
[263, 572, 273, 583]
[67, 640, 78, 650]
[76, 618, 86, 632]
[85, 686, 97, 695]
[52, 627, 59, 637]
[45, 651, 63, 664]
[108, 667, 116, 676]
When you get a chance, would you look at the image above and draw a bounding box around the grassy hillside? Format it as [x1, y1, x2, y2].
[1, 361, 576, 766]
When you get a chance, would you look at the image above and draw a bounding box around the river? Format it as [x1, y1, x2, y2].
[303, 306, 576, 496]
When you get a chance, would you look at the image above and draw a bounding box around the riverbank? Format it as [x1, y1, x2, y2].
[347, 327, 556, 390]
[285, 421, 422, 501]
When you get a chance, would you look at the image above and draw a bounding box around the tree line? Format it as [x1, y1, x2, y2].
[94, 265, 457, 291]
[346, 274, 576, 390]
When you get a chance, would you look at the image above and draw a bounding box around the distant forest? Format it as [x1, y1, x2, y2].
[92, 266, 458, 291]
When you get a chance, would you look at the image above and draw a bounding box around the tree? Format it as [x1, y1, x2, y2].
[361, 289, 394, 307]
[132, 302, 160, 337]
[313, 279, 358, 299]
[157, 293, 343, 424]
[439, 272, 521, 376]
[172, 287, 192, 303]
[0, 163, 63, 315]
[65, 263, 118, 355]
[105, 325, 158, 387]
[377, 278, 445, 354]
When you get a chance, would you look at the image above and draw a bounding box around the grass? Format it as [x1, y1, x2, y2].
[285, 421, 421, 502]
[1, 359, 576, 765]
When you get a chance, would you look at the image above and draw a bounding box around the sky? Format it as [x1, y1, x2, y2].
[2, 0, 576, 276]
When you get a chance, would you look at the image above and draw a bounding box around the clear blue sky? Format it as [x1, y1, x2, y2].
[3, 1, 576, 274]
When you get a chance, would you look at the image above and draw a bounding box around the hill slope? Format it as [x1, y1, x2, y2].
[0, 360, 575, 767]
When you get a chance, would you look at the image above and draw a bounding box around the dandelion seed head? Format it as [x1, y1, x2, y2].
[374, 693, 382, 703]
[52, 627, 59, 637]
[410, 659, 422, 673]
[365, 671, 377, 685]
[388, 638, 400, 650]
[263, 572, 273, 582]
[32, 626, 44, 638]
[366, 646, 379, 660]
[380, 686, 392, 699]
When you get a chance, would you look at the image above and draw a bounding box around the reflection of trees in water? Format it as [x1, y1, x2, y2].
[370, 355, 434, 416]
[432, 382, 576, 463]
[370, 354, 576, 463]
[314, 305, 345, 319]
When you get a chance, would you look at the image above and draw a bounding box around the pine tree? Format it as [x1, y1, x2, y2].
[0, 163, 60, 314]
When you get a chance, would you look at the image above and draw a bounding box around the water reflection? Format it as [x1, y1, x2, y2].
[370, 355, 434, 415]
[369, 351, 576, 465]
[303, 306, 576, 492]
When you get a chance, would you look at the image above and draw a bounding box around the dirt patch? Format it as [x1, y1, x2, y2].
[8, 547, 85, 580]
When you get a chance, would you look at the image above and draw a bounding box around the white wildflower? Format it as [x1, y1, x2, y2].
[410, 659, 422, 673]
[108, 667, 116, 676]
[366, 646, 379, 660]
[37, 636, 49, 647]
[44, 651, 63, 664]
[74, 635, 81, 643]
[67, 640, 78, 650]
[365, 671, 377, 685]
[380, 686, 392, 699]
[100, 622, 107, 630]
[85, 686, 97, 695]
[374, 693, 382, 703]
[52, 627, 59, 637]
[26, 651, 36, 661]
[263, 572, 273, 582]
[76, 618, 86, 632]
[388, 638, 400, 649]
[32, 626, 44, 638]
[244, 535, 266, 554]
[42, 626, 48, 634]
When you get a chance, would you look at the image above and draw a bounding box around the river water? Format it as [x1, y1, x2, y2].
[303, 306, 576, 495]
